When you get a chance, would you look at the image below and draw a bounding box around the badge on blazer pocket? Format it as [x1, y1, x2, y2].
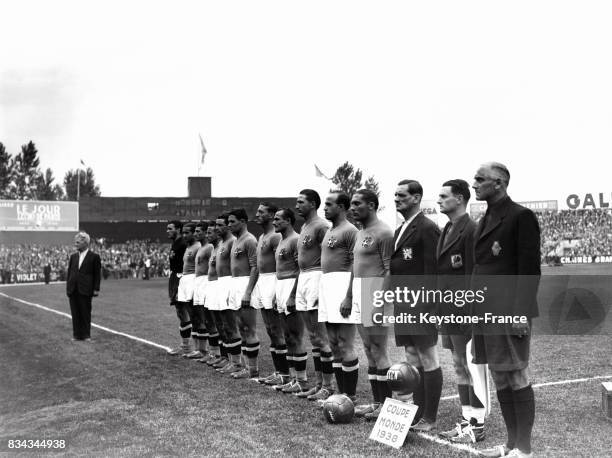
[451, 254, 463, 268]
[402, 247, 413, 261]
[491, 241, 502, 256]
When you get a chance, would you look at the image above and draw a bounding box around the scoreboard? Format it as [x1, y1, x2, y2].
[0, 200, 79, 232]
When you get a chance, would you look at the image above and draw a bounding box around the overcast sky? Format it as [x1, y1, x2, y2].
[1, 1, 611, 225]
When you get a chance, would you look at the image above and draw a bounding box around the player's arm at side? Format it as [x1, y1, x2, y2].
[286, 238, 299, 313]
[243, 238, 259, 304]
[379, 232, 394, 311]
[340, 229, 357, 318]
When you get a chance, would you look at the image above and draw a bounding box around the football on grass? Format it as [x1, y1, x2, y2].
[387, 362, 420, 394]
[322, 394, 355, 424]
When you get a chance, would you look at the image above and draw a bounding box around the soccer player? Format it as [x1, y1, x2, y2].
[272, 208, 305, 392]
[227, 208, 260, 380]
[175, 223, 201, 357]
[213, 214, 243, 374]
[391, 180, 442, 432]
[186, 221, 212, 359]
[318, 191, 359, 403]
[204, 225, 227, 367]
[252, 203, 290, 385]
[289, 189, 334, 398]
[350, 189, 394, 420]
[166, 220, 191, 355]
[191, 221, 220, 362]
[435, 180, 488, 443]
[472, 163, 540, 458]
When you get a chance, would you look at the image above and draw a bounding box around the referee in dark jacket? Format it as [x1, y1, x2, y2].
[66, 231, 101, 341]
[472, 163, 540, 458]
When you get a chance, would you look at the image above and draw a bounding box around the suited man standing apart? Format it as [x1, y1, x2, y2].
[66, 231, 101, 341]
[472, 163, 540, 458]
[390, 179, 442, 432]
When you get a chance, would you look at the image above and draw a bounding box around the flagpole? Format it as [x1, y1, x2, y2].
[77, 168, 80, 201]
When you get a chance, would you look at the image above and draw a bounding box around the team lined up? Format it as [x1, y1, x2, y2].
[164, 162, 539, 458]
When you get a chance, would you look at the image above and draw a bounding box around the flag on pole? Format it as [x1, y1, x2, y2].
[80, 159, 86, 167]
[314, 163, 331, 181]
[197, 134, 208, 176]
[199, 134, 207, 165]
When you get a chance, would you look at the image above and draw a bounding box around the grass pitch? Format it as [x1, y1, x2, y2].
[1, 265, 611, 456]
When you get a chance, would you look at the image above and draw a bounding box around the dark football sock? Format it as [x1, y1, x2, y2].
[513, 385, 535, 454]
[179, 321, 192, 339]
[457, 383, 471, 421]
[227, 338, 242, 356]
[368, 366, 379, 403]
[497, 387, 517, 450]
[276, 344, 289, 375]
[377, 368, 392, 403]
[342, 359, 359, 397]
[333, 359, 344, 393]
[469, 385, 484, 408]
[245, 342, 260, 359]
[294, 352, 308, 372]
[208, 332, 219, 349]
[423, 367, 443, 422]
[412, 366, 425, 424]
[312, 348, 322, 386]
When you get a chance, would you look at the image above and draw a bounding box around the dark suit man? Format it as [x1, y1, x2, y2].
[390, 179, 441, 432]
[66, 232, 101, 341]
[435, 180, 488, 444]
[472, 163, 540, 458]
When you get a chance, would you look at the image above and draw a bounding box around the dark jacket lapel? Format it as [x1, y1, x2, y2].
[394, 214, 419, 254]
[439, 214, 470, 257]
[478, 199, 511, 241]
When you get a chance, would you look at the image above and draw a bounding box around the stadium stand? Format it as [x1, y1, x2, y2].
[537, 209, 612, 263]
[0, 240, 170, 284]
[1, 209, 611, 283]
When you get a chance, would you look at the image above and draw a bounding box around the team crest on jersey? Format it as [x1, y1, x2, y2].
[302, 235, 313, 247]
[491, 241, 502, 256]
[261, 239, 268, 249]
[219, 247, 226, 255]
[327, 236, 338, 248]
[234, 248, 243, 257]
[279, 248, 286, 258]
[451, 254, 463, 268]
[402, 247, 413, 260]
[362, 236, 374, 248]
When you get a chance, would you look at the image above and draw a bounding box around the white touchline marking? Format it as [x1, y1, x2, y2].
[439, 374, 612, 402]
[0, 292, 171, 352]
[0, 281, 66, 287]
[415, 431, 480, 455]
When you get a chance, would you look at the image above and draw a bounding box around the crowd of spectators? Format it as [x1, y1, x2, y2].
[0, 239, 171, 284]
[1, 209, 611, 283]
[537, 209, 612, 260]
